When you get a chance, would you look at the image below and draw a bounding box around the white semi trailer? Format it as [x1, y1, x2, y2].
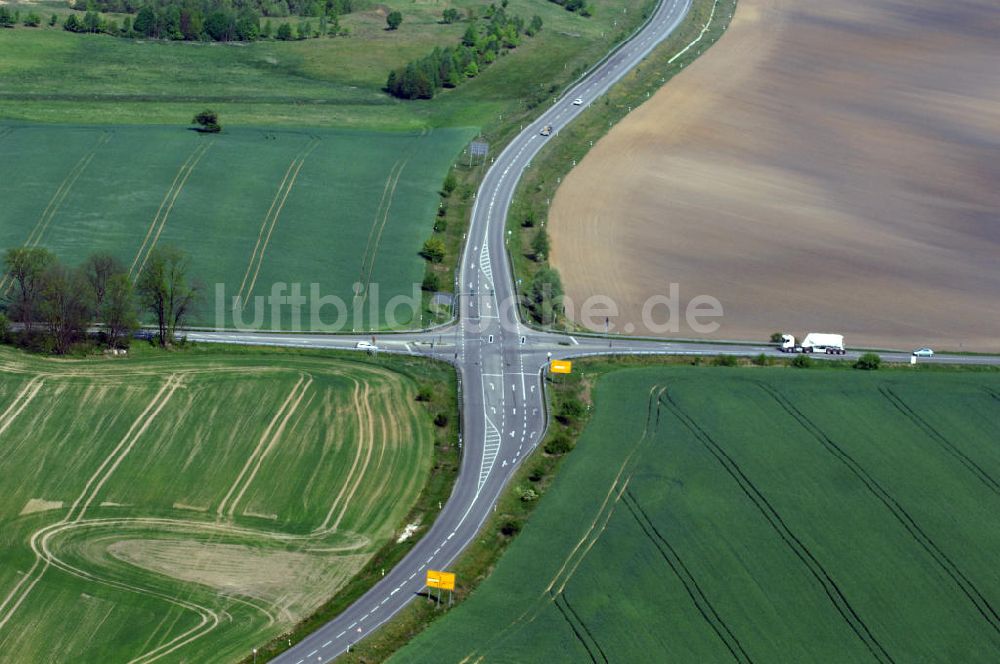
[780, 333, 846, 355]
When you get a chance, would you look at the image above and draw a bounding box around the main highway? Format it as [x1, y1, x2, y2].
[183, 0, 998, 660]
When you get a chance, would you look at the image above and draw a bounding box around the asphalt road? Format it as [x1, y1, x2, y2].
[180, 0, 999, 660]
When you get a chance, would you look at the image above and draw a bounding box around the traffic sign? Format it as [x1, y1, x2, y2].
[426, 569, 455, 591]
[550, 360, 572, 374]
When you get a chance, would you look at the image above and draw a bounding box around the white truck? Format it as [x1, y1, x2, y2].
[779, 333, 846, 355]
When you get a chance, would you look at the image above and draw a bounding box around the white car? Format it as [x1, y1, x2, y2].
[912, 347, 934, 357]
[572, 97, 583, 105]
[356, 341, 377, 350]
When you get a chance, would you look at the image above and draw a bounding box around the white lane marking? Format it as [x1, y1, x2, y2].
[322, 640, 332, 647]
[307, 650, 317, 657]
[336, 631, 346, 639]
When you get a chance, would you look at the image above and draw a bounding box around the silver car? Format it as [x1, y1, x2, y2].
[912, 347, 934, 357]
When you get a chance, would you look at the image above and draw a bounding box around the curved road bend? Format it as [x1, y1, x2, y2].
[187, 0, 998, 660]
[256, 0, 695, 661]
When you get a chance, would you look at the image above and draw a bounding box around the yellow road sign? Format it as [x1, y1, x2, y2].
[426, 569, 455, 591]
[550, 360, 572, 374]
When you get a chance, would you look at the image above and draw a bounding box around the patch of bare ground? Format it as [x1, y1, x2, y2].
[19, 499, 64, 516]
[108, 539, 367, 624]
[549, 0, 1000, 351]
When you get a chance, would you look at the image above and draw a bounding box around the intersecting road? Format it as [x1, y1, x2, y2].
[184, 0, 999, 659]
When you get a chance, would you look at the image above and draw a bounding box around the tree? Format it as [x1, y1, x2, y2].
[854, 352, 881, 370]
[23, 12, 41, 27]
[102, 274, 138, 349]
[63, 13, 82, 32]
[0, 313, 9, 344]
[136, 246, 199, 347]
[192, 109, 221, 133]
[420, 238, 445, 263]
[121, 15, 132, 35]
[4, 247, 54, 335]
[82, 10, 103, 33]
[49, 13, 58, 27]
[236, 10, 260, 40]
[0, 7, 13, 27]
[82, 252, 123, 311]
[276, 21, 293, 40]
[526, 14, 543, 36]
[770, 332, 784, 343]
[133, 6, 156, 36]
[461, 23, 478, 47]
[38, 263, 90, 354]
[441, 171, 457, 196]
[385, 10, 402, 30]
[531, 227, 549, 262]
[442, 8, 460, 23]
[527, 267, 563, 325]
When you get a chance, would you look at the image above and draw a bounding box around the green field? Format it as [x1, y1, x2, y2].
[0, 0, 651, 129]
[0, 344, 443, 662]
[0, 122, 472, 329]
[394, 366, 1000, 662]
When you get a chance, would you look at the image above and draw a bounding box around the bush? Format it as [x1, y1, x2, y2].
[791, 354, 813, 369]
[441, 172, 457, 196]
[421, 272, 439, 292]
[556, 397, 585, 424]
[0, 313, 9, 344]
[416, 386, 433, 402]
[770, 332, 785, 343]
[499, 519, 521, 536]
[519, 487, 539, 503]
[420, 238, 446, 263]
[854, 352, 881, 370]
[544, 433, 573, 455]
[433, 412, 448, 427]
[712, 354, 738, 367]
[385, 10, 402, 30]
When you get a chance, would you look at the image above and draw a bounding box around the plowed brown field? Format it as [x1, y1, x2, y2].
[549, 0, 1000, 351]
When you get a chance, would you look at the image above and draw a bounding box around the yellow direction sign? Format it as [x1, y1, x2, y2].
[550, 360, 572, 374]
[426, 569, 455, 591]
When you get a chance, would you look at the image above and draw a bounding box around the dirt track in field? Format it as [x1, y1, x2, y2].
[549, 0, 1000, 351]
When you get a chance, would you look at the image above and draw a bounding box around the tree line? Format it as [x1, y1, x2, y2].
[85, 0, 361, 20]
[54, 0, 362, 42]
[1, 246, 199, 354]
[386, 5, 542, 100]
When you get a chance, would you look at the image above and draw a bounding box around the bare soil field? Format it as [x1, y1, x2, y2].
[549, 0, 1000, 351]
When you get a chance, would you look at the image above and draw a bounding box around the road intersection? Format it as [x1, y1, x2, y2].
[181, 0, 998, 659]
